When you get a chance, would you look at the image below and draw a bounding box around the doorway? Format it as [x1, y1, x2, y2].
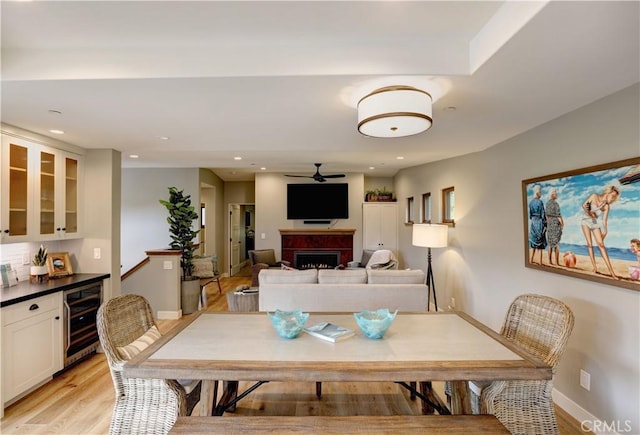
[228, 203, 255, 277]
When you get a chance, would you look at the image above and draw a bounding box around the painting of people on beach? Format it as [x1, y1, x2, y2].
[522, 157, 640, 292]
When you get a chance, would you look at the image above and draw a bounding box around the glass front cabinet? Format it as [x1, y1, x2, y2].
[1, 135, 82, 243]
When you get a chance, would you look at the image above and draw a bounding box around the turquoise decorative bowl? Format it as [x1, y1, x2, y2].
[267, 309, 309, 339]
[353, 308, 398, 339]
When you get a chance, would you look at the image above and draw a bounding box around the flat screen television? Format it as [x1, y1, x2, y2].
[287, 183, 349, 220]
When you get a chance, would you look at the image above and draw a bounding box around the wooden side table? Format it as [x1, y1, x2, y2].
[226, 290, 259, 312]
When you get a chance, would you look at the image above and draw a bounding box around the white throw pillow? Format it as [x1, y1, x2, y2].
[116, 325, 161, 360]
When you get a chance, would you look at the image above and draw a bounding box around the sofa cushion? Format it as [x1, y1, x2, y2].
[367, 269, 425, 284]
[116, 325, 161, 360]
[318, 269, 367, 284]
[259, 268, 318, 284]
[252, 249, 277, 265]
[191, 256, 214, 278]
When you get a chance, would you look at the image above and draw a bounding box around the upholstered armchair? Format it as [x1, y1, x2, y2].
[248, 249, 291, 287]
[347, 249, 398, 270]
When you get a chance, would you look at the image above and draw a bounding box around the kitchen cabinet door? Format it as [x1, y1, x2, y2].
[2, 294, 63, 404]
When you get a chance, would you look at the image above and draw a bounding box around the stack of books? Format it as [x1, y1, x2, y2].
[304, 321, 354, 342]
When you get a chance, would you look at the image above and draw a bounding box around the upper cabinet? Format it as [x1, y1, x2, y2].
[1, 135, 83, 243]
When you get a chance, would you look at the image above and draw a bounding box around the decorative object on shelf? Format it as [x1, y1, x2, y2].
[46, 251, 73, 278]
[1, 263, 18, 287]
[30, 245, 49, 282]
[353, 308, 397, 339]
[267, 309, 309, 339]
[159, 186, 201, 314]
[522, 157, 640, 292]
[357, 85, 432, 138]
[412, 223, 448, 311]
[365, 187, 395, 202]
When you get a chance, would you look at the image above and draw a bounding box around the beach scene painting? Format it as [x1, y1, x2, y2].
[522, 157, 640, 292]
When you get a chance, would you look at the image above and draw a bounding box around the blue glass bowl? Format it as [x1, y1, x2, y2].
[267, 309, 309, 339]
[353, 308, 398, 339]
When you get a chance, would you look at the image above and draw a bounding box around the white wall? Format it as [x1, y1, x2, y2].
[121, 168, 199, 273]
[395, 84, 640, 430]
[255, 172, 365, 262]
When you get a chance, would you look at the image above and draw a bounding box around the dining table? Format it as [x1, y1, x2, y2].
[123, 311, 551, 417]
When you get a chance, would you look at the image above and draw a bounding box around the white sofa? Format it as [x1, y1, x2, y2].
[258, 268, 428, 312]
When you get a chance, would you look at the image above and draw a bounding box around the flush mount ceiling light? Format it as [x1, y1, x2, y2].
[357, 85, 432, 138]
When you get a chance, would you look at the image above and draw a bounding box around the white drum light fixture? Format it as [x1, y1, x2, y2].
[357, 85, 432, 138]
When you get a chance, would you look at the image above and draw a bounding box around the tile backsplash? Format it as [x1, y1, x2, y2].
[0, 242, 66, 282]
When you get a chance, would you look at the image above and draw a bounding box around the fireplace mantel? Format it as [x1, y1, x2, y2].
[279, 228, 356, 236]
[280, 229, 355, 268]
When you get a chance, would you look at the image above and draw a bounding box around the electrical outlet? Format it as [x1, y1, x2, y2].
[163, 261, 173, 270]
[93, 248, 101, 260]
[22, 253, 31, 265]
[261, 233, 266, 239]
[580, 369, 591, 391]
[450, 297, 456, 308]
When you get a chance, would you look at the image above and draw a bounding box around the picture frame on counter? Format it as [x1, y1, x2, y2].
[46, 252, 73, 278]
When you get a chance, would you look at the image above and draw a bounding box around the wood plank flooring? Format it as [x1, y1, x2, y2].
[1, 275, 586, 434]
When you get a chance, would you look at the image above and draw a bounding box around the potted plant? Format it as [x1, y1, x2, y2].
[160, 187, 201, 314]
[377, 187, 394, 201]
[30, 245, 48, 282]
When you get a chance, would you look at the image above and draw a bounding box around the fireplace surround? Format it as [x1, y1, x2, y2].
[280, 229, 355, 269]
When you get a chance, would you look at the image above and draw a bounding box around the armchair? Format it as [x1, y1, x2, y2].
[248, 249, 291, 287]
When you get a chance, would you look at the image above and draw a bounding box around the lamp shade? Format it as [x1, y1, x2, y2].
[412, 224, 448, 248]
[357, 85, 432, 138]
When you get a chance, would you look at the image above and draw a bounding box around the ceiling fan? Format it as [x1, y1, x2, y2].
[285, 163, 346, 183]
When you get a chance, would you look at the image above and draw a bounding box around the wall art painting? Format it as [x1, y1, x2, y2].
[522, 157, 640, 291]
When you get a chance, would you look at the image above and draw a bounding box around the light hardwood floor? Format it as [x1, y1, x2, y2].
[1, 275, 586, 434]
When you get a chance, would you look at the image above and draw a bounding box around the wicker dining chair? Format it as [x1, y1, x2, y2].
[97, 294, 202, 435]
[461, 294, 574, 435]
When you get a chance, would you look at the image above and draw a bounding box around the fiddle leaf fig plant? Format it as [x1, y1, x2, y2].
[159, 187, 200, 280]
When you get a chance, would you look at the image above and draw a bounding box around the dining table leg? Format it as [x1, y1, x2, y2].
[196, 380, 218, 416]
[449, 380, 473, 414]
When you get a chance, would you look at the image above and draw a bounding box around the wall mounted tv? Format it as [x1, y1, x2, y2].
[287, 183, 349, 220]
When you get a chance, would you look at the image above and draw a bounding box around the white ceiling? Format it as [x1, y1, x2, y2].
[2, 1, 639, 181]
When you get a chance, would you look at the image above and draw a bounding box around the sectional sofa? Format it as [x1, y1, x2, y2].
[258, 268, 428, 312]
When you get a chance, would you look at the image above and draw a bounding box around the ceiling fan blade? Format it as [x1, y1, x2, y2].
[285, 174, 313, 178]
[321, 174, 345, 178]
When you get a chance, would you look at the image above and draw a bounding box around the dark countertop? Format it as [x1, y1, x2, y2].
[1, 273, 110, 307]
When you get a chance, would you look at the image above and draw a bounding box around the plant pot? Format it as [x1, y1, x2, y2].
[30, 265, 49, 283]
[181, 277, 201, 315]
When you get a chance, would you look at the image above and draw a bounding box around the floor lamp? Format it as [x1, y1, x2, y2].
[412, 224, 448, 312]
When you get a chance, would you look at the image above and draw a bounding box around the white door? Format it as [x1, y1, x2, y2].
[229, 204, 242, 275]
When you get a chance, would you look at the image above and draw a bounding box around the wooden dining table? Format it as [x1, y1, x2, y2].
[123, 311, 551, 417]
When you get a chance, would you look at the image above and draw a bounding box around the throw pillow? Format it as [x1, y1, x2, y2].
[116, 325, 162, 360]
[191, 256, 214, 278]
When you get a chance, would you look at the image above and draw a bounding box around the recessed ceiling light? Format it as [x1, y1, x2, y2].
[158, 136, 170, 140]
[129, 154, 139, 159]
[444, 106, 457, 111]
[369, 166, 375, 170]
[396, 156, 404, 160]
[49, 129, 65, 135]
[234, 156, 242, 160]
[260, 167, 267, 171]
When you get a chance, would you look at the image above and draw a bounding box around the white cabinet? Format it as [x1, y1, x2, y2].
[2, 293, 63, 405]
[362, 203, 398, 253]
[1, 135, 82, 243]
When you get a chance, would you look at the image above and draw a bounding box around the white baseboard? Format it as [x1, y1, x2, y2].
[553, 388, 624, 435]
[157, 310, 182, 319]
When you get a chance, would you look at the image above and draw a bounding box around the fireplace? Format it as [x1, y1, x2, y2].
[294, 251, 340, 269]
[280, 229, 355, 268]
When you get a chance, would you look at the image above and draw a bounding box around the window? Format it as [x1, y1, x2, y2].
[442, 186, 455, 226]
[421, 192, 431, 223]
[406, 196, 415, 224]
